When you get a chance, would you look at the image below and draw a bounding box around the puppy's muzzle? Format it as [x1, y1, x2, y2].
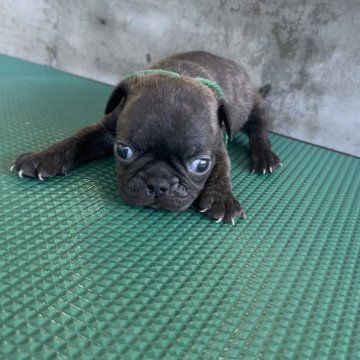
[118, 161, 196, 212]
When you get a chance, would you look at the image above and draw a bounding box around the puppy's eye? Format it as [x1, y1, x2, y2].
[116, 143, 133, 160]
[189, 158, 211, 174]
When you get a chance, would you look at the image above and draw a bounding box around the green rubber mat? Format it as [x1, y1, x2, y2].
[1, 55, 359, 359]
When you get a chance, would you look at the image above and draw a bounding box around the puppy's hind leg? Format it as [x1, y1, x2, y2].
[243, 94, 281, 174]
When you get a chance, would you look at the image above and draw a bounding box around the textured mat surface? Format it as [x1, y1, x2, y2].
[1, 55, 359, 360]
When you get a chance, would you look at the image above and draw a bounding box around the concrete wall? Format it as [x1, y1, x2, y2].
[1, 0, 359, 156]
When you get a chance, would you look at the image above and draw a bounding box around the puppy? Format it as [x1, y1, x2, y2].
[12, 51, 281, 224]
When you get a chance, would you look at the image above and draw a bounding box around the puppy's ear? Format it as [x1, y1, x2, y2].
[105, 82, 129, 114]
[218, 101, 233, 141]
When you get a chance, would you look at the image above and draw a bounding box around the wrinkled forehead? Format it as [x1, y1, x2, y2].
[118, 77, 220, 154]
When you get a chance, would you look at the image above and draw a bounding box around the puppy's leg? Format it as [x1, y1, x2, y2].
[13, 117, 115, 180]
[196, 144, 246, 224]
[243, 99, 281, 174]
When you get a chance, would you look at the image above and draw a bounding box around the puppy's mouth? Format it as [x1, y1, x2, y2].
[122, 192, 193, 212]
[118, 177, 196, 212]
[147, 198, 192, 212]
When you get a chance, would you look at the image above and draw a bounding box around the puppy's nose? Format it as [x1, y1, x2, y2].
[145, 177, 169, 197]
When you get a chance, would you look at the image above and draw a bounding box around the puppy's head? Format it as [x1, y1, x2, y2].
[105, 75, 231, 212]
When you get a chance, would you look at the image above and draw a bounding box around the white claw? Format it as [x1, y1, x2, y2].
[18, 170, 23, 178]
[269, 167, 273, 173]
[279, 162, 283, 167]
[231, 218, 235, 226]
[252, 169, 255, 174]
[10, 165, 15, 172]
[263, 169, 266, 175]
[200, 208, 210, 213]
[38, 173, 44, 181]
[215, 217, 223, 223]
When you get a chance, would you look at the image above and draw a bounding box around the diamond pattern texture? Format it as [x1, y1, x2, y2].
[0, 55, 359, 359]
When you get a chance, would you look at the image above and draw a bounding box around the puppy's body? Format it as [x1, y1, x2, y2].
[13, 51, 281, 223]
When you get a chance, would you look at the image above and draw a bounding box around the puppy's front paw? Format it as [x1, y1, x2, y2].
[251, 150, 281, 174]
[12, 151, 70, 180]
[197, 190, 246, 225]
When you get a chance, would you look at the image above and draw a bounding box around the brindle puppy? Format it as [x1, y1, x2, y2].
[12, 51, 281, 224]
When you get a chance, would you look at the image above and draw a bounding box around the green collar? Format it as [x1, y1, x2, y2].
[123, 69, 226, 101]
[123, 69, 228, 146]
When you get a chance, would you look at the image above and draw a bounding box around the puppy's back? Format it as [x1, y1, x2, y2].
[153, 51, 258, 132]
